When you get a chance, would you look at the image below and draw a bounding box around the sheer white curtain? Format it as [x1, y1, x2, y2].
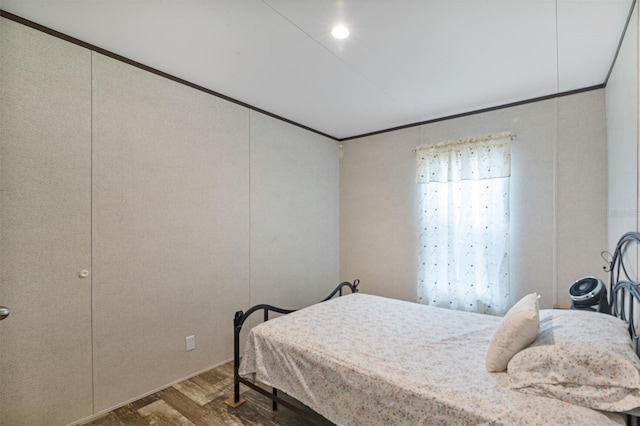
[416, 133, 511, 316]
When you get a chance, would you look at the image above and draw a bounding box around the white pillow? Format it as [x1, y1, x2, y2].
[486, 292, 540, 372]
[507, 309, 640, 412]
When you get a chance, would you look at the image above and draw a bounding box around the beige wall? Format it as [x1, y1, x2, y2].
[0, 18, 340, 424]
[91, 53, 252, 412]
[250, 111, 340, 309]
[606, 1, 638, 271]
[0, 18, 93, 426]
[556, 92, 608, 305]
[341, 90, 608, 310]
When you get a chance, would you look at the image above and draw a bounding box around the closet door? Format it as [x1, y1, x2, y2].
[0, 19, 93, 425]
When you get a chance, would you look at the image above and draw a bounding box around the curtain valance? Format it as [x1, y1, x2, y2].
[416, 132, 511, 183]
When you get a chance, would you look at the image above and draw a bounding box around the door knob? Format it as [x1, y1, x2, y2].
[0, 306, 9, 321]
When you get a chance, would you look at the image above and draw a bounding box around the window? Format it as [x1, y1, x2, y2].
[416, 133, 511, 315]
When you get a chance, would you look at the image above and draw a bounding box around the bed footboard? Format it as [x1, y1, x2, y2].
[223, 280, 359, 415]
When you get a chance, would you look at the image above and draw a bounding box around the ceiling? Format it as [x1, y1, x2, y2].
[0, 0, 634, 140]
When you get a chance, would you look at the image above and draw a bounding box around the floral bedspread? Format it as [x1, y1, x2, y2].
[239, 293, 624, 425]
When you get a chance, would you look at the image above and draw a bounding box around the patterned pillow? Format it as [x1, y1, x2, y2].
[486, 293, 540, 372]
[507, 309, 640, 412]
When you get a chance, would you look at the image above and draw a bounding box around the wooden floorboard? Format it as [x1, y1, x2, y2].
[80, 361, 333, 426]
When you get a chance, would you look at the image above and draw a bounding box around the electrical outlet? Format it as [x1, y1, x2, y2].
[186, 335, 195, 351]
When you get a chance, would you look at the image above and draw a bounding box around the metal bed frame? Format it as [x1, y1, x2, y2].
[607, 231, 640, 426]
[223, 279, 359, 421]
[223, 232, 640, 423]
[609, 232, 640, 355]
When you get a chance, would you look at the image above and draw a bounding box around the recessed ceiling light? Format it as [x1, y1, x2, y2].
[331, 25, 350, 39]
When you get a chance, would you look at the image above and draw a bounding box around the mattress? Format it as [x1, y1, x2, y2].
[239, 293, 625, 425]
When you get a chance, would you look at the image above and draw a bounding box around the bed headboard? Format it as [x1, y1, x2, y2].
[608, 232, 640, 355]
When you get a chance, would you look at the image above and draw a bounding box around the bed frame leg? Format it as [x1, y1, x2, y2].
[272, 388, 278, 411]
[224, 311, 246, 409]
[223, 396, 246, 408]
[223, 375, 246, 408]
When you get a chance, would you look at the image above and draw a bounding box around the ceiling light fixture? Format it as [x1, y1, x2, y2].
[331, 24, 350, 39]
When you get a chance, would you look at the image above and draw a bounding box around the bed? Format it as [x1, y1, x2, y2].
[225, 232, 640, 425]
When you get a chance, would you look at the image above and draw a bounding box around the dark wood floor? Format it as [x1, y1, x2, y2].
[81, 361, 333, 426]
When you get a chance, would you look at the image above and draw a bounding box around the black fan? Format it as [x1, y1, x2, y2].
[569, 276, 609, 314]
